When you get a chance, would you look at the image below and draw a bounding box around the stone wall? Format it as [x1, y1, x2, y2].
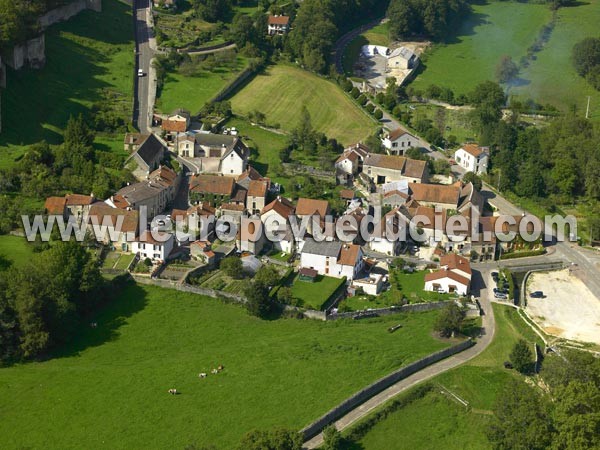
[300, 338, 475, 441]
[39, 0, 102, 30]
[3, 35, 46, 70]
[329, 300, 452, 320]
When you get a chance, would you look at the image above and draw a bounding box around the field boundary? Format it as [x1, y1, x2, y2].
[300, 338, 474, 441]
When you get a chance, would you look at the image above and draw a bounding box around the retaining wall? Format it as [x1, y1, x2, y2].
[39, 0, 102, 30]
[330, 300, 452, 321]
[300, 338, 475, 440]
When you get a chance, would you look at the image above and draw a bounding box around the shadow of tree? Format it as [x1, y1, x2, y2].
[50, 282, 148, 360]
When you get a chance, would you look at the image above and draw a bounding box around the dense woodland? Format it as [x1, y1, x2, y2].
[0, 0, 72, 49]
[386, 0, 469, 41]
[286, 0, 388, 73]
[0, 241, 115, 364]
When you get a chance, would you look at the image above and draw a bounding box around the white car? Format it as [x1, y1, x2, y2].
[137, 69, 144, 77]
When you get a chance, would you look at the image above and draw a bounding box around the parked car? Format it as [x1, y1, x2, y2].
[491, 271, 499, 282]
[137, 68, 144, 77]
[530, 291, 545, 298]
[494, 292, 508, 300]
[493, 287, 508, 295]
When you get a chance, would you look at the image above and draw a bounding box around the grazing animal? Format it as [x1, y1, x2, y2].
[168, 388, 178, 395]
[211, 369, 218, 375]
[199, 373, 207, 378]
[217, 364, 224, 371]
[90, 322, 97, 328]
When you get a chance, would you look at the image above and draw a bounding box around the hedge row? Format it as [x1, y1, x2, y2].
[500, 248, 546, 260]
[344, 384, 433, 442]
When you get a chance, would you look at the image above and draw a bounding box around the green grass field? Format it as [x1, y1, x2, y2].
[290, 274, 346, 310]
[510, 0, 600, 119]
[411, 1, 552, 96]
[349, 389, 491, 450]
[343, 304, 536, 449]
[0, 0, 134, 168]
[0, 235, 35, 268]
[156, 55, 248, 114]
[230, 65, 376, 145]
[0, 283, 449, 449]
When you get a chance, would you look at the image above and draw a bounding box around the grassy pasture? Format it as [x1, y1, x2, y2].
[342, 21, 390, 74]
[0, 283, 449, 449]
[0, 0, 134, 168]
[343, 304, 536, 449]
[156, 55, 248, 114]
[411, 1, 552, 96]
[510, 0, 600, 119]
[230, 65, 376, 145]
[0, 235, 35, 268]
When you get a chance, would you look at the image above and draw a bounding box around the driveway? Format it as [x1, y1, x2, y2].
[303, 269, 495, 449]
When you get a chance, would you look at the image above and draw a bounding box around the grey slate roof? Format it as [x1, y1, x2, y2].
[302, 238, 342, 257]
[134, 134, 165, 168]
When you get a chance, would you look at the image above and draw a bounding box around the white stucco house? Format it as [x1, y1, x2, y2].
[454, 144, 489, 174]
[132, 231, 175, 261]
[381, 127, 421, 155]
[424, 270, 469, 295]
[300, 238, 363, 280]
[352, 273, 384, 295]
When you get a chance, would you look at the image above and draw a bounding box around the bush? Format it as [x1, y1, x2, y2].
[357, 94, 368, 106]
[374, 109, 383, 120]
[509, 339, 534, 374]
[350, 87, 360, 98]
[365, 103, 375, 113]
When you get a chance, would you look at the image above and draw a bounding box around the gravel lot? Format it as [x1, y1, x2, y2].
[526, 269, 600, 345]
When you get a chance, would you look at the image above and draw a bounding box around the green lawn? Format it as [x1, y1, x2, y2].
[230, 65, 377, 145]
[510, 0, 600, 119]
[290, 274, 346, 310]
[0, 0, 134, 168]
[349, 389, 491, 450]
[342, 303, 537, 449]
[404, 103, 477, 145]
[411, 1, 552, 96]
[0, 283, 449, 449]
[0, 235, 35, 268]
[157, 55, 247, 114]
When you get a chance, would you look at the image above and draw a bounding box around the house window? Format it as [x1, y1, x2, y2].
[392, 142, 398, 148]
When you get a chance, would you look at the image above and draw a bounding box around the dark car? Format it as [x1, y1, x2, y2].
[493, 287, 508, 294]
[491, 272, 499, 281]
[530, 291, 545, 298]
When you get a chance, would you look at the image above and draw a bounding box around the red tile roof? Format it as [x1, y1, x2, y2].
[268, 15, 290, 25]
[424, 269, 470, 286]
[189, 175, 235, 196]
[296, 198, 330, 217]
[460, 144, 487, 158]
[261, 197, 295, 218]
[45, 196, 67, 215]
[338, 244, 361, 266]
[440, 253, 472, 276]
[408, 183, 460, 206]
[66, 194, 96, 206]
[247, 179, 269, 198]
[387, 127, 413, 141]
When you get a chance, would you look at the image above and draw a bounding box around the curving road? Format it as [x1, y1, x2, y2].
[303, 271, 496, 449]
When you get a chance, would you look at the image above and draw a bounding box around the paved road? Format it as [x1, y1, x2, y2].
[133, 0, 155, 132]
[303, 270, 495, 449]
[480, 182, 600, 300]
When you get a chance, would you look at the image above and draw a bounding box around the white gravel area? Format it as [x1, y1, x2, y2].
[526, 269, 600, 345]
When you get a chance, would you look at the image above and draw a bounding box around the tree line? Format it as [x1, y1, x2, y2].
[286, 0, 389, 73]
[488, 348, 600, 450]
[387, 0, 470, 41]
[572, 37, 600, 91]
[0, 240, 117, 364]
[0, 115, 134, 234]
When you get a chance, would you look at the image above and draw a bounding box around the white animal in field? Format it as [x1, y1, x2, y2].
[168, 388, 178, 395]
[211, 369, 218, 375]
[199, 373, 207, 378]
